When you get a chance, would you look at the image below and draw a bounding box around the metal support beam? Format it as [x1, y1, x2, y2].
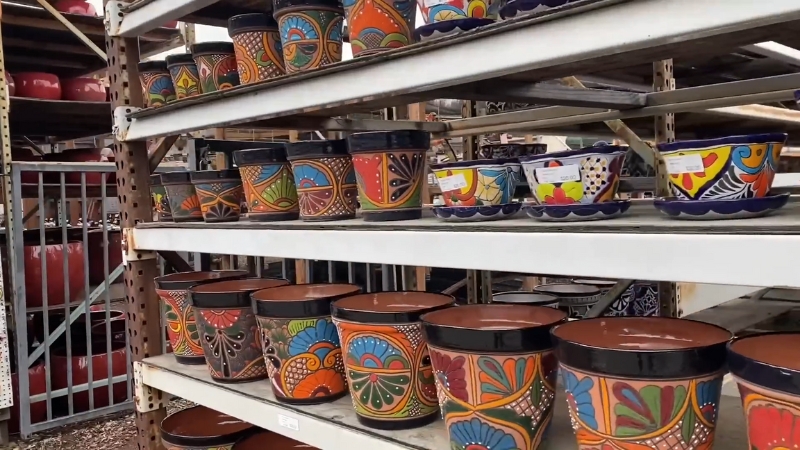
[445, 81, 647, 110]
[36, 0, 107, 60]
[148, 135, 180, 173]
[743, 41, 800, 67]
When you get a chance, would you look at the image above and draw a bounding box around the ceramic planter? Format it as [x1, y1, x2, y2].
[10, 364, 47, 434]
[232, 146, 299, 221]
[52, 336, 127, 412]
[24, 240, 84, 309]
[552, 317, 732, 450]
[348, 130, 429, 221]
[286, 140, 358, 221]
[137, 61, 177, 107]
[342, 0, 415, 56]
[161, 405, 254, 450]
[492, 291, 559, 308]
[192, 42, 241, 93]
[233, 430, 314, 449]
[573, 279, 660, 317]
[273, 0, 345, 73]
[165, 53, 201, 99]
[61, 77, 106, 101]
[14, 72, 61, 100]
[253, 283, 361, 404]
[150, 174, 173, 221]
[331, 291, 454, 429]
[87, 229, 123, 285]
[190, 170, 245, 223]
[422, 304, 567, 450]
[416, 0, 496, 24]
[228, 13, 286, 83]
[533, 283, 601, 318]
[154, 270, 248, 365]
[430, 159, 521, 206]
[656, 133, 787, 201]
[160, 172, 203, 222]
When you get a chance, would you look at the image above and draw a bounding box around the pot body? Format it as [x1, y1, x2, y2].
[7, 73, 15, 97]
[274, 7, 344, 73]
[416, 0, 496, 24]
[61, 78, 106, 101]
[343, 0, 415, 57]
[54, 0, 97, 15]
[139, 69, 177, 107]
[289, 156, 358, 221]
[194, 306, 268, 383]
[193, 53, 240, 93]
[24, 241, 85, 309]
[431, 160, 520, 206]
[351, 149, 425, 221]
[231, 30, 286, 83]
[51, 339, 128, 412]
[151, 183, 174, 221]
[87, 229, 123, 285]
[163, 183, 203, 222]
[192, 179, 244, 223]
[9, 365, 47, 435]
[238, 162, 299, 221]
[167, 61, 201, 99]
[14, 72, 61, 100]
[156, 287, 206, 365]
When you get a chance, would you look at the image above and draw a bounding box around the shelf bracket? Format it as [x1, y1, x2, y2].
[133, 362, 166, 413]
[104, 1, 124, 37]
[113, 106, 138, 142]
[122, 227, 157, 263]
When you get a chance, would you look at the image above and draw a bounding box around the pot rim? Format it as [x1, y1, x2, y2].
[232, 146, 288, 166]
[155, 270, 249, 291]
[191, 42, 236, 56]
[165, 53, 196, 66]
[137, 60, 168, 73]
[533, 283, 600, 297]
[347, 130, 430, 154]
[331, 291, 455, 324]
[727, 332, 800, 397]
[228, 13, 279, 36]
[159, 171, 192, 185]
[491, 291, 559, 305]
[519, 144, 627, 163]
[430, 158, 520, 171]
[189, 277, 291, 309]
[160, 405, 255, 447]
[272, 0, 343, 19]
[656, 132, 788, 153]
[285, 139, 349, 161]
[253, 283, 361, 318]
[190, 170, 241, 183]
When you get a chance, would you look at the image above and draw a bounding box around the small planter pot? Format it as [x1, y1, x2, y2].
[430, 159, 521, 206]
[137, 61, 177, 107]
[233, 146, 299, 221]
[161, 405, 254, 450]
[150, 174, 173, 221]
[552, 317, 732, 450]
[422, 304, 567, 450]
[190, 278, 290, 383]
[154, 270, 248, 365]
[190, 170, 245, 223]
[573, 279, 660, 317]
[161, 172, 203, 222]
[273, 0, 345, 74]
[491, 291, 559, 308]
[286, 140, 358, 221]
[332, 291, 454, 430]
[165, 53, 201, 99]
[342, 0, 415, 57]
[253, 283, 361, 404]
[348, 130, 429, 221]
[228, 13, 286, 83]
[192, 42, 240, 93]
[233, 430, 315, 449]
[533, 283, 601, 318]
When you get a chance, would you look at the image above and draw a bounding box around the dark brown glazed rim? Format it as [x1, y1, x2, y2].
[232, 146, 288, 166]
[253, 283, 361, 318]
[491, 292, 559, 306]
[137, 60, 168, 73]
[285, 139, 348, 161]
[331, 291, 454, 324]
[728, 332, 800, 396]
[190, 170, 241, 183]
[154, 270, 248, 291]
[421, 304, 567, 353]
[164, 53, 195, 66]
[572, 279, 617, 288]
[150, 174, 162, 186]
[192, 42, 235, 56]
[347, 130, 430, 154]
[552, 317, 733, 379]
[228, 13, 279, 36]
[160, 406, 255, 447]
[533, 283, 600, 297]
[189, 277, 291, 309]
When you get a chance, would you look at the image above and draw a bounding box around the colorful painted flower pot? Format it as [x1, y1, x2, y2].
[190, 278, 290, 383]
[150, 174, 173, 221]
[154, 270, 249, 365]
[190, 170, 245, 223]
[253, 283, 361, 404]
[430, 159, 521, 207]
[332, 291, 454, 429]
[573, 279, 660, 317]
[273, 0, 345, 73]
[233, 430, 316, 449]
[416, 0, 496, 24]
[137, 61, 177, 107]
[161, 405, 254, 450]
[491, 291, 559, 308]
[165, 53, 201, 99]
[286, 140, 358, 221]
[656, 133, 787, 201]
[551, 317, 732, 450]
[160, 172, 203, 222]
[232, 146, 299, 221]
[192, 42, 241, 93]
[348, 130, 429, 221]
[422, 304, 567, 450]
[342, 0, 415, 56]
[533, 283, 601, 318]
[228, 13, 286, 83]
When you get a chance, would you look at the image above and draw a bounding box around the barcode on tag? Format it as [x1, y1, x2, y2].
[534, 165, 581, 184]
[666, 154, 704, 174]
[424, 0, 450, 6]
[278, 414, 299, 431]
[437, 174, 468, 192]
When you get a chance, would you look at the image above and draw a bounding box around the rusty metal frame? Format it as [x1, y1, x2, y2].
[36, 0, 107, 60]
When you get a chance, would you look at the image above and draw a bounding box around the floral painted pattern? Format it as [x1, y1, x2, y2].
[430, 350, 468, 402]
[200, 309, 241, 330]
[195, 307, 266, 381]
[612, 382, 687, 437]
[562, 369, 598, 430]
[449, 418, 518, 450]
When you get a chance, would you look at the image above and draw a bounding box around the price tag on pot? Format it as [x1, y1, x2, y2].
[666, 154, 704, 174]
[437, 174, 468, 192]
[534, 165, 581, 183]
[278, 414, 299, 431]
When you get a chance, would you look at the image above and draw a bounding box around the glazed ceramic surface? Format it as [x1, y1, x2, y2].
[14, 72, 61, 100]
[416, 0, 496, 24]
[491, 292, 559, 308]
[24, 240, 84, 308]
[166, 54, 201, 99]
[54, 0, 97, 15]
[274, 0, 345, 73]
[499, 0, 572, 19]
[533, 283, 601, 319]
[414, 18, 493, 41]
[653, 194, 789, 220]
[150, 174, 173, 221]
[229, 14, 286, 83]
[233, 147, 299, 221]
[232, 430, 315, 449]
[193, 42, 241, 93]
[524, 200, 630, 222]
[161, 172, 203, 222]
[191, 170, 245, 223]
[343, 0, 415, 56]
[52, 337, 127, 412]
[572, 279, 660, 317]
[138, 61, 176, 107]
[656, 133, 787, 201]
[286, 140, 358, 221]
[61, 78, 106, 101]
[431, 159, 521, 207]
[432, 203, 521, 222]
[161, 405, 254, 450]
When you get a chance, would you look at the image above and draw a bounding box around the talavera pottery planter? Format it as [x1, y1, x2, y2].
[342, 0, 415, 56]
[232, 146, 299, 221]
[430, 159, 521, 206]
[190, 170, 245, 223]
[478, 143, 547, 160]
[552, 317, 732, 450]
[161, 172, 203, 222]
[137, 61, 177, 107]
[414, 0, 496, 41]
[192, 42, 241, 93]
[573, 279, 660, 317]
[653, 193, 790, 221]
[348, 130, 429, 221]
[432, 203, 521, 222]
[233, 430, 316, 449]
[253, 283, 361, 404]
[165, 53, 201, 99]
[273, 0, 345, 73]
[492, 291, 559, 308]
[190, 278, 290, 383]
[150, 174, 173, 221]
[533, 283, 601, 318]
[422, 304, 568, 450]
[161, 405, 254, 450]
[414, 18, 494, 42]
[499, 0, 573, 19]
[331, 291, 454, 429]
[286, 140, 358, 221]
[228, 13, 286, 83]
[154, 270, 248, 365]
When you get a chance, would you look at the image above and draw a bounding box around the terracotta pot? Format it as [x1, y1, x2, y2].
[552, 317, 732, 450]
[7, 73, 15, 97]
[9, 364, 47, 435]
[491, 291, 559, 308]
[12, 147, 41, 184]
[54, 0, 97, 15]
[332, 291, 453, 429]
[51, 337, 128, 412]
[533, 283, 600, 318]
[191, 42, 240, 93]
[161, 172, 203, 222]
[61, 77, 106, 102]
[342, 0, 414, 56]
[273, 0, 344, 73]
[138, 61, 176, 107]
[87, 229, 123, 285]
[14, 72, 61, 100]
[189, 278, 290, 383]
[154, 270, 249, 365]
[422, 304, 567, 450]
[190, 170, 244, 223]
[286, 140, 358, 221]
[430, 158, 521, 206]
[161, 405, 254, 449]
[233, 146, 299, 221]
[253, 283, 361, 404]
[348, 131, 429, 221]
[233, 430, 315, 449]
[24, 240, 85, 309]
[573, 279, 660, 317]
[150, 174, 173, 221]
[165, 53, 200, 99]
[44, 148, 115, 185]
[228, 14, 286, 84]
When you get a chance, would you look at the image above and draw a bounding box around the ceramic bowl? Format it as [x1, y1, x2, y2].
[165, 53, 201, 99]
[54, 0, 97, 15]
[233, 430, 316, 449]
[192, 42, 241, 93]
[150, 174, 172, 221]
[430, 158, 521, 206]
[491, 291, 559, 308]
[342, 0, 415, 56]
[273, 0, 345, 73]
[552, 317, 732, 450]
[161, 405, 254, 449]
[228, 13, 286, 83]
[499, 0, 572, 19]
[533, 283, 600, 318]
[572, 279, 660, 317]
[233, 146, 299, 221]
[190, 170, 245, 223]
[656, 133, 787, 201]
[137, 61, 176, 107]
[160, 172, 203, 222]
[416, 0, 497, 25]
[14, 72, 61, 100]
[61, 77, 106, 102]
[431, 203, 521, 222]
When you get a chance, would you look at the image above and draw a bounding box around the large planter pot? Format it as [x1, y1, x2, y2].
[656, 133, 787, 200]
[189, 278, 290, 383]
[233, 430, 314, 449]
[61, 77, 106, 102]
[342, 0, 415, 57]
[14, 72, 61, 100]
[253, 283, 361, 404]
[273, 0, 345, 74]
[422, 304, 568, 450]
[165, 53, 201, 99]
[154, 270, 249, 365]
[331, 291, 454, 429]
[491, 291, 559, 308]
[150, 174, 173, 221]
[552, 317, 732, 450]
[192, 42, 240, 93]
[430, 159, 521, 206]
[51, 337, 128, 412]
[228, 14, 286, 83]
[54, 0, 97, 15]
[233, 146, 299, 221]
[161, 172, 203, 222]
[533, 283, 601, 318]
[10, 364, 47, 435]
[348, 130, 429, 221]
[161, 405, 254, 450]
[191, 170, 245, 223]
[87, 229, 123, 285]
[24, 240, 85, 309]
[286, 140, 358, 221]
[137, 61, 177, 107]
[573, 279, 660, 317]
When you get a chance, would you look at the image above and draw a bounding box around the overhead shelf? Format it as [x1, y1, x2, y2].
[9, 97, 111, 140]
[118, 0, 270, 35]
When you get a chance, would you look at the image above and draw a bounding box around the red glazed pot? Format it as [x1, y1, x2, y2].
[87, 229, 123, 285]
[14, 73, 61, 100]
[91, 320, 126, 343]
[51, 337, 128, 413]
[24, 240, 85, 309]
[54, 0, 97, 15]
[7, 73, 15, 97]
[164, 21, 178, 28]
[43, 148, 115, 185]
[61, 78, 106, 102]
[9, 364, 47, 435]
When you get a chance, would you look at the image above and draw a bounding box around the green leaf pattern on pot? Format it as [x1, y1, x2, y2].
[612, 383, 688, 437]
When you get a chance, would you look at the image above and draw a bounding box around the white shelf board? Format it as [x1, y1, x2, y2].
[116, 0, 217, 37]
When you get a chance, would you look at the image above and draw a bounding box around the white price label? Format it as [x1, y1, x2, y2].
[424, 0, 450, 6]
[534, 165, 581, 184]
[666, 154, 704, 174]
[278, 414, 299, 431]
[437, 174, 468, 192]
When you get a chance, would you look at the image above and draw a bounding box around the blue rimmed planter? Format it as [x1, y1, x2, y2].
[499, 0, 573, 19]
[653, 193, 789, 220]
[524, 199, 630, 222]
[432, 203, 521, 222]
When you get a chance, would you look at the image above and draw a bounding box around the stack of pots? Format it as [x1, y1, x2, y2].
[233, 145, 300, 221]
[272, 0, 345, 73]
[533, 283, 601, 318]
[160, 172, 203, 222]
[190, 170, 245, 223]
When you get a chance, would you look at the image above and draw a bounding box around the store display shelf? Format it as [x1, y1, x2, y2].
[118, 0, 269, 34]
